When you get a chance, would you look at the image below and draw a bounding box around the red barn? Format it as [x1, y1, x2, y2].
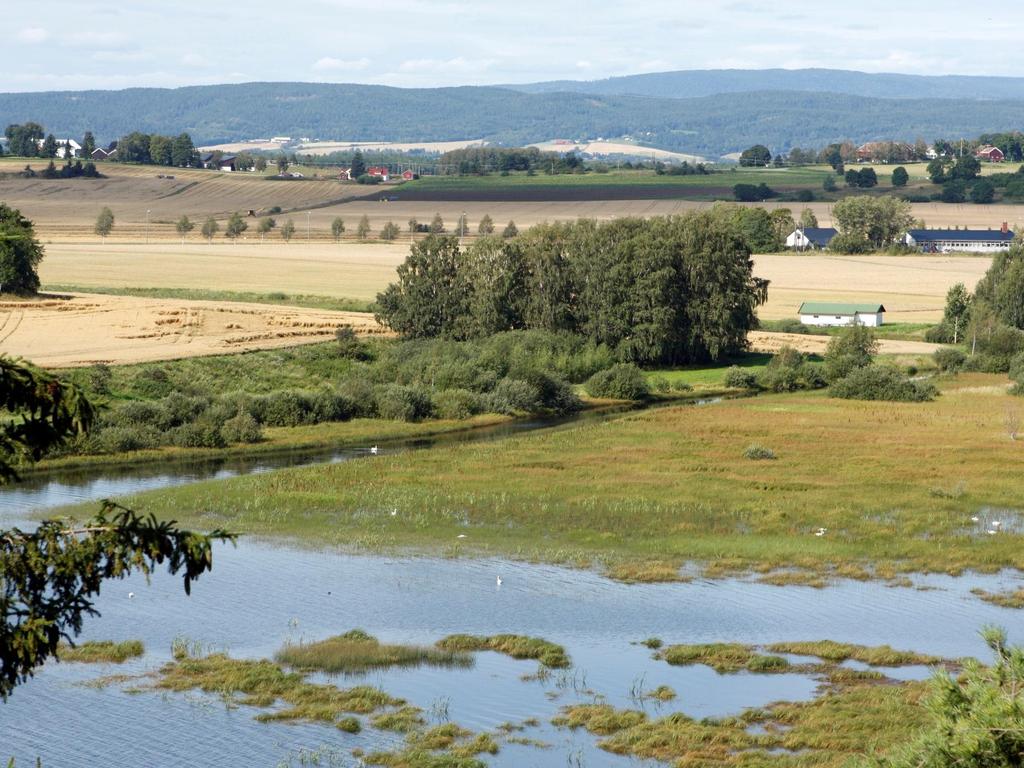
[976, 145, 1005, 162]
[367, 166, 390, 181]
[401, 170, 416, 181]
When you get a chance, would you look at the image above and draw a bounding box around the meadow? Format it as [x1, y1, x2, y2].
[72, 372, 1024, 583]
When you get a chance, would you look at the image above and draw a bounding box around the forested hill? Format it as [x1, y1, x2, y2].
[510, 68, 1024, 100]
[5, 81, 1024, 158]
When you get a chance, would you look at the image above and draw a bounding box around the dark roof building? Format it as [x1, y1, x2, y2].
[904, 226, 1015, 253]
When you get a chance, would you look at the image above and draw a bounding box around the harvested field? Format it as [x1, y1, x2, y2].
[752, 253, 991, 323]
[748, 331, 941, 356]
[37, 244, 990, 328]
[0, 293, 383, 367]
[39, 242, 406, 301]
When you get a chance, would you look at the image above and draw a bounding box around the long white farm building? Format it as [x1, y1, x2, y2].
[798, 302, 886, 327]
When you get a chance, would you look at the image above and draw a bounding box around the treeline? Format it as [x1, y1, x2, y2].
[376, 212, 769, 366]
[438, 146, 584, 175]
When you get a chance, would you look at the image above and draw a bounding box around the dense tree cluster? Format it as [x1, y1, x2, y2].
[115, 131, 199, 167]
[828, 196, 914, 252]
[376, 212, 769, 365]
[439, 146, 584, 175]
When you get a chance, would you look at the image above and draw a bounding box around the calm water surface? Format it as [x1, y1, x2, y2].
[2, 411, 1022, 767]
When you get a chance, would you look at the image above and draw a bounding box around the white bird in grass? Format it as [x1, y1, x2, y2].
[456, 534, 467, 539]
[496, 576, 503, 587]
[971, 516, 980, 523]
[370, 445, 379, 455]
[391, 508, 398, 517]
[987, 530, 998, 536]
[127, 592, 135, 599]
[993, 521, 1002, 528]
[814, 528, 827, 537]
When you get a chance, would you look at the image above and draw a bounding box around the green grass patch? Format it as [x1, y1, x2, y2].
[970, 587, 1024, 609]
[764, 640, 941, 666]
[659, 643, 790, 674]
[67, 373, 1024, 582]
[436, 634, 570, 669]
[57, 640, 144, 663]
[275, 629, 473, 674]
[42, 284, 373, 313]
[646, 352, 771, 388]
[155, 652, 405, 727]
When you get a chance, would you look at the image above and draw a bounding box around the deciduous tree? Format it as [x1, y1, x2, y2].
[175, 215, 194, 244]
[0, 204, 44, 294]
[94, 207, 114, 240]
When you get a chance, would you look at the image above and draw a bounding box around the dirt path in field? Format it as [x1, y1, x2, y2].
[0, 293, 385, 368]
[748, 331, 942, 356]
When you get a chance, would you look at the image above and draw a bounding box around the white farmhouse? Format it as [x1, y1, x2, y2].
[785, 227, 838, 250]
[799, 302, 886, 328]
[37, 138, 82, 158]
[902, 225, 1015, 254]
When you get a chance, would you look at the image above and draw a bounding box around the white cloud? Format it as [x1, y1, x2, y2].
[312, 56, 371, 72]
[18, 27, 49, 44]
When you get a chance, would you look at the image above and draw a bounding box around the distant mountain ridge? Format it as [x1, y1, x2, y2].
[1, 70, 1023, 159]
[508, 67, 1024, 100]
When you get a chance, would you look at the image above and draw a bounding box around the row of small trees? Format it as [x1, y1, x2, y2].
[90, 209, 522, 243]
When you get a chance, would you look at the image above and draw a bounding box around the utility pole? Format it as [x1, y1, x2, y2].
[146, 209, 151, 244]
[307, 210, 311, 243]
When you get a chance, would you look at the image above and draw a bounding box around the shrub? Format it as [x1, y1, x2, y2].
[432, 388, 484, 420]
[170, 419, 226, 449]
[584, 364, 650, 400]
[934, 347, 967, 373]
[252, 390, 312, 427]
[924, 323, 953, 343]
[824, 324, 878, 381]
[830, 365, 937, 402]
[221, 412, 263, 444]
[336, 378, 378, 418]
[160, 392, 211, 428]
[309, 390, 356, 423]
[523, 370, 581, 414]
[93, 425, 162, 453]
[743, 444, 776, 460]
[102, 400, 164, 428]
[131, 366, 174, 398]
[724, 366, 758, 389]
[758, 345, 806, 392]
[375, 384, 434, 422]
[335, 325, 371, 360]
[487, 378, 541, 414]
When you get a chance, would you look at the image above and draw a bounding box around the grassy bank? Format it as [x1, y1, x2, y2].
[41, 285, 374, 313]
[56, 372, 1024, 582]
[31, 415, 511, 475]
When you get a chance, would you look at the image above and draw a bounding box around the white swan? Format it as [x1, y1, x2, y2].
[370, 445, 379, 455]
[496, 576, 503, 586]
[127, 592, 135, 599]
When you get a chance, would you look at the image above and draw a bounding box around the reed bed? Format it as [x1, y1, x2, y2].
[436, 634, 570, 669]
[276, 629, 473, 674]
[56, 640, 144, 663]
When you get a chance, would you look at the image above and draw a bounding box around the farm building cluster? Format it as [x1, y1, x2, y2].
[787, 223, 1016, 253]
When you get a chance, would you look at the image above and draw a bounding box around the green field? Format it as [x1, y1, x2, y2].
[67, 372, 1023, 584]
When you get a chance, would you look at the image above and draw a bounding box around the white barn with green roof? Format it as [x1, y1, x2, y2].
[798, 302, 886, 328]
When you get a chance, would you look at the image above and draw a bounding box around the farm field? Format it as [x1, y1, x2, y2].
[751, 253, 991, 323]
[38, 242, 406, 301]
[0, 293, 384, 367]
[86, 372, 1024, 582]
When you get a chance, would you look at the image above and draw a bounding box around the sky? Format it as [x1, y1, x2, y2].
[4, 0, 1024, 92]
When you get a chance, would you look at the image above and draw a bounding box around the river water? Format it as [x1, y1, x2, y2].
[2, 415, 1022, 767]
